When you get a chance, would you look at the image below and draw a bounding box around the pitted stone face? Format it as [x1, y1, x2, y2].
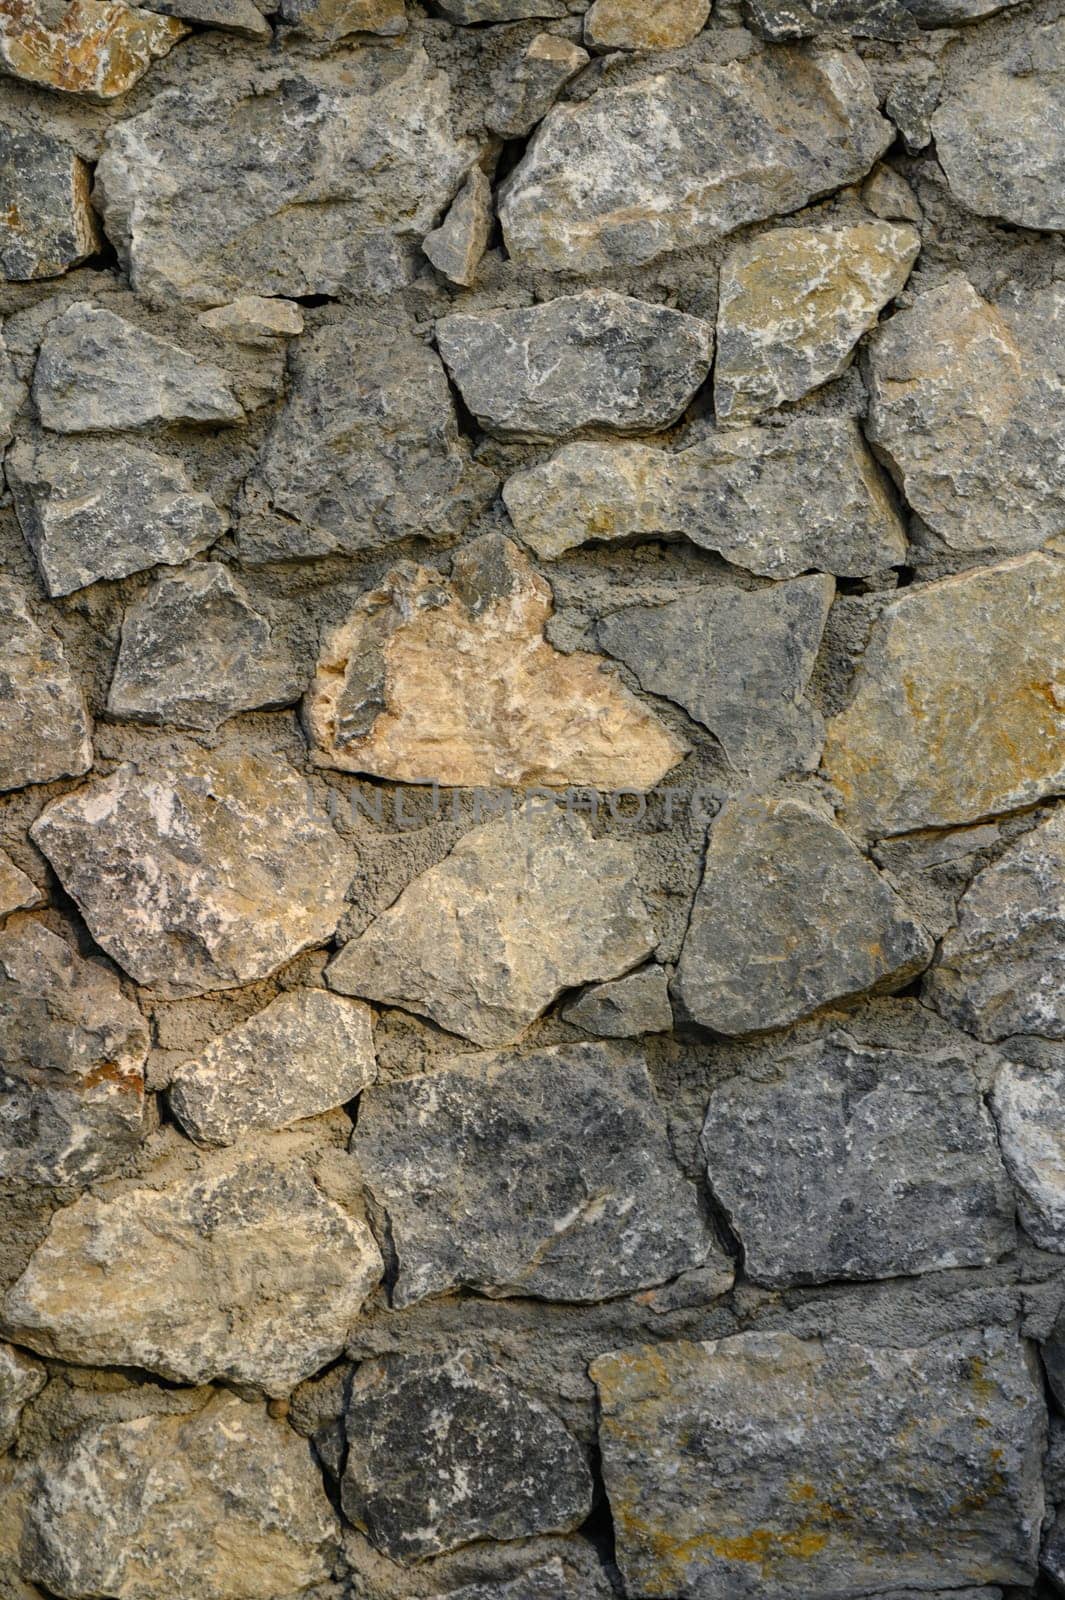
[0, 0, 187, 101]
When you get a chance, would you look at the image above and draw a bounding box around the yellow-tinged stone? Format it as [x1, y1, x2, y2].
[0, 0, 187, 101]
[304, 533, 687, 790]
[584, 0, 709, 51]
[824, 552, 1065, 837]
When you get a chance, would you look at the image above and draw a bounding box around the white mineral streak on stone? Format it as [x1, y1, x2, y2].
[0, 1345, 45, 1454]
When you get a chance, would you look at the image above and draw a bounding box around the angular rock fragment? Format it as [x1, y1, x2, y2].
[907, 0, 1026, 16]
[714, 222, 919, 421]
[743, 0, 917, 40]
[33, 302, 244, 433]
[2, 1132, 382, 1394]
[0, 920, 149, 1188]
[0, 127, 100, 282]
[95, 48, 477, 306]
[592, 1329, 1045, 1599]
[426, 1563, 576, 1600]
[0, 578, 93, 792]
[702, 1030, 1013, 1287]
[502, 419, 906, 574]
[0, 0, 186, 100]
[303, 534, 685, 789]
[864, 276, 1065, 553]
[31, 747, 351, 997]
[925, 810, 1065, 1043]
[0, 1345, 44, 1454]
[499, 52, 891, 272]
[862, 164, 922, 222]
[436, 292, 712, 441]
[20, 1394, 337, 1600]
[238, 310, 495, 563]
[0, 850, 41, 920]
[424, 168, 493, 288]
[108, 563, 303, 730]
[584, 0, 709, 48]
[353, 1042, 721, 1306]
[823, 553, 1065, 836]
[991, 1057, 1065, 1253]
[170, 989, 376, 1146]
[0, 332, 25, 446]
[674, 795, 933, 1035]
[437, 0, 566, 17]
[279, 0, 406, 38]
[597, 576, 834, 779]
[563, 965, 672, 1036]
[885, 65, 939, 151]
[141, 0, 270, 36]
[8, 437, 224, 597]
[198, 296, 304, 344]
[329, 813, 656, 1047]
[933, 27, 1064, 233]
[343, 1352, 593, 1561]
[487, 33, 588, 138]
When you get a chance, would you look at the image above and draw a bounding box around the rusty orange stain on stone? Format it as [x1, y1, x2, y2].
[0, 0, 187, 101]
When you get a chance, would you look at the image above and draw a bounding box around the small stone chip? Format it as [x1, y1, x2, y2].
[563, 966, 673, 1036]
[423, 168, 493, 288]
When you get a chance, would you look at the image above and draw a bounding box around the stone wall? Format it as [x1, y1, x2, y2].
[0, 0, 1063, 1595]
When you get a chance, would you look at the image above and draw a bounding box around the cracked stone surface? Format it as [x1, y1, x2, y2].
[0, 127, 101, 281]
[0, 576, 93, 792]
[0, 0, 186, 99]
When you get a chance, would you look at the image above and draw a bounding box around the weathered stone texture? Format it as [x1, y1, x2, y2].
[562, 965, 672, 1036]
[584, 0, 709, 49]
[0, 577, 93, 792]
[0, 0, 186, 100]
[0, 127, 101, 282]
[0, 1344, 45, 1453]
[423, 168, 493, 288]
[279, 0, 407, 40]
[142, 0, 270, 37]
[991, 1057, 1065, 1253]
[487, 34, 589, 138]
[0, 851, 41, 920]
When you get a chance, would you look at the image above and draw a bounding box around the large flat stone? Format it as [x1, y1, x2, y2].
[303, 534, 684, 789]
[95, 48, 478, 306]
[31, 747, 351, 998]
[342, 1352, 593, 1561]
[498, 51, 890, 272]
[19, 1394, 337, 1600]
[0, 1344, 45, 1454]
[714, 221, 919, 420]
[0, 577, 93, 792]
[8, 436, 224, 596]
[701, 1029, 1014, 1287]
[436, 293, 712, 441]
[592, 1329, 1045, 1598]
[2, 1132, 382, 1395]
[674, 795, 932, 1034]
[502, 420, 906, 575]
[0, 127, 101, 281]
[0, 0, 186, 100]
[991, 1056, 1065, 1253]
[864, 276, 1065, 553]
[238, 311, 495, 563]
[328, 813, 656, 1047]
[596, 576, 833, 779]
[823, 553, 1065, 836]
[352, 1042, 726, 1307]
[0, 920, 149, 1188]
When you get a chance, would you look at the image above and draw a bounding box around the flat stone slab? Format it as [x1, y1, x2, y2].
[992, 1056, 1065, 1253]
[31, 747, 351, 997]
[592, 1329, 1045, 1598]
[562, 965, 672, 1037]
[0, 577, 93, 792]
[701, 1029, 1014, 1287]
[328, 813, 657, 1047]
[0, 127, 101, 281]
[503, 419, 905, 575]
[352, 1042, 726, 1306]
[499, 51, 890, 272]
[2, 1131, 382, 1395]
[674, 795, 932, 1035]
[342, 1351, 593, 1561]
[303, 533, 684, 789]
[436, 292, 712, 441]
[0, 1345, 45, 1454]
[823, 552, 1065, 836]
[0, 0, 186, 100]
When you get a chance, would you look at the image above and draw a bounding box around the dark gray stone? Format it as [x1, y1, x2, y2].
[437, 0, 567, 17]
[141, 0, 272, 35]
[743, 0, 917, 40]
[990, 1056, 1065, 1253]
[0, 128, 100, 282]
[562, 965, 672, 1036]
[0, 577, 93, 792]
[487, 34, 589, 138]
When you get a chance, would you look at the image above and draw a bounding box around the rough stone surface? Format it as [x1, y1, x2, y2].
[279, 0, 407, 40]
[436, 0, 566, 18]
[0, 919, 149, 1187]
[933, 26, 1065, 232]
[597, 576, 834, 779]
[170, 988, 376, 1146]
[584, 0, 710, 49]
[423, 168, 492, 288]
[33, 302, 244, 433]
[674, 795, 933, 1035]
[8, 435, 224, 596]
[0, 1344, 45, 1454]
[141, 0, 270, 37]
[487, 34, 589, 138]
[342, 1352, 593, 1561]
[19, 1394, 337, 1600]
[436, 292, 713, 441]
[823, 553, 1065, 836]
[0, 126, 100, 281]
[991, 1057, 1065, 1254]
[0, 577, 93, 792]
[0, 0, 186, 100]
[2, 1132, 382, 1394]
[562, 966, 672, 1036]
[352, 1042, 724, 1306]
[0, 850, 41, 920]
[198, 296, 304, 344]
[94, 48, 477, 306]
[108, 563, 303, 730]
[502, 419, 906, 574]
[701, 1030, 1014, 1287]
[499, 52, 891, 272]
[864, 277, 1065, 554]
[714, 222, 919, 421]
[30, 747, 351, 997]
[303, 534, 685, 789]
[329, 812, 656, 1046]
[862, 164, 922, 221]
[425, 1563, 578, 1600]
[592, 1329, 1045, 1599]
[743, 0, 917, 40]
[238, 310, 495, 562]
